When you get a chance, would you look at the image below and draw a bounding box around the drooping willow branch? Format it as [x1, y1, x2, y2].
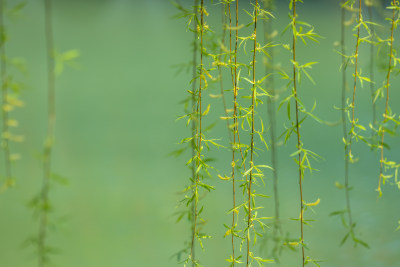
[216, 2, 240, 263]
[232, 0, 250, 204]
[348, 0, 361, 166]
[367, 2, 376, 129]
[340, 0, 353, 241]
[218, 2, 233, 145]
[247, 1, 257, 266]
[378, 1, 397, 197]
[262, 0, 281, 258]
[38, 0, 56, 266]
[190, 1, 198, 266]
[333, 0, 370, 249]
[291, 0, 305, 265]
[230, 0, 238, 264]
[190, 0, 203, 263]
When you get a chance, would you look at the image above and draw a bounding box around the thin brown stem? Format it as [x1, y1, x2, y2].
[292, 1, 305, 266]
[229, 1, 236, 264]
[247, 1, 257, 266]
[230, 0, 253, 260]
[368, 4, 376, 128]
[190, 0, 203, 263]
[218, 3, 238, 263]
[38, 0, 55, 266]
[230, 1, 251, 261]
[190, 1, 199, 266]
[378, 4, 396, 196]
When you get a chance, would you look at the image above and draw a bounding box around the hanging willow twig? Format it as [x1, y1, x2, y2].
[378, 1, 397, 197]
[38, 0, 56, 266]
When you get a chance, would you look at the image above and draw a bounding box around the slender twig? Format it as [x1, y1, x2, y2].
[378, 2, 396, 196]
[0, 0, 11, 185]
[247, 1, 257, 266]
[217, 3, 238, 263]
[340, 0, 353, 237]
[218, 2, 233, 145]
[234, 1, 248, 176]
[348, 0, 362, 166]
[190, 1, 198, 266]
[229, 1, 236, 264]
[291, 0, 305, 265]
[190, 0, 203, 263]
[38, 0, 55, 266]
[230, 0, 250, 261]
[229, 0, 249, 178]
[262, 0, 281, 256]
[368, 4, 376, 129]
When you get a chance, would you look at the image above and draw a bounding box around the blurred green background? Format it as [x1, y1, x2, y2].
[0, 0, 398, 266]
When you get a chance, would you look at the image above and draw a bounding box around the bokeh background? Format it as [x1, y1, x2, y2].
[0, 0, 399, 266]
